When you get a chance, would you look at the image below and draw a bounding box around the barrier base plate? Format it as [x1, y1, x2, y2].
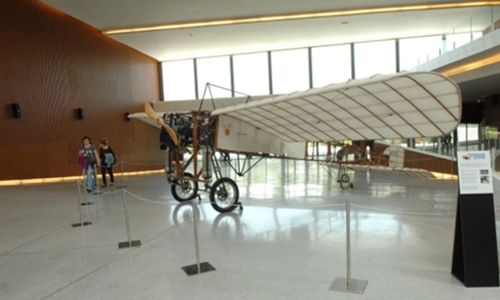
[72, 221, 92, 227]
[329, 277, 368, 294]
[118, 240, 142, 249]
[182, 262, 216, 276]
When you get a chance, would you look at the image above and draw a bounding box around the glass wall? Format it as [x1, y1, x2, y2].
[399, 35, 443, 71]
[456, 123, 479, 151]
[233, 52, 269, 96]
[271, 48, 309, 94]
[354, 40, 396, 78]
[162, 31, 486, 101]
[162, 60, 196, 101]
[311, 44, 351, 87]
[445, 32, 474, 51]
[196, 56, 231, 99]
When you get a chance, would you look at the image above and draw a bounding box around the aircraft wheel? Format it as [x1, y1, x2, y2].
[171, 172, 198, 202]
[339, 173, 350, 190]
[209, 177, 239, 213]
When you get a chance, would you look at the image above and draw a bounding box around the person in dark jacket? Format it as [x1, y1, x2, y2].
[99, 137, 116, 188]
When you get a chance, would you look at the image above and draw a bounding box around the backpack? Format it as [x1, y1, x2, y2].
[104, 152, 115, 167]
[83, 147, 97, 165]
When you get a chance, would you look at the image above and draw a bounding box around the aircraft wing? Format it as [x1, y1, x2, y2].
[212, 72, 461, 142]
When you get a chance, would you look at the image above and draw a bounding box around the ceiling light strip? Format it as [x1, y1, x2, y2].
[440, 53, 500, 77]
[104, 1, 500, 35]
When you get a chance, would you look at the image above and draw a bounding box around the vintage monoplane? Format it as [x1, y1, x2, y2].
[129, 71, 461, 213]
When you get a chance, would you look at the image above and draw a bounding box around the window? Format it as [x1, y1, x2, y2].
[162, 60, 195, 101]
[399, 35, 443, 71]
[271, 48, 309, 94]
[311, 44, 351, 87]
[197, 56, 231, 99]
[233, 52, 269, 96]
[354, 40, 396, 78]
[445, 32, 473, 51]
[457, 123, 479, 151]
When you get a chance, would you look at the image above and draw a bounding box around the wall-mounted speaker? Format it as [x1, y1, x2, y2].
[76, 108, 84, 120]
[11, 103, 21, 119]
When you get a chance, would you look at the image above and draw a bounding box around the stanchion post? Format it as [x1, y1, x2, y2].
[181, 198, 216, 276]
[72, 180, 92, 227]
[118, 188, 141, 249]
[192, 198, 201, 272]
[94, 166, 102, 195]
[80, 174, 95, 206]
[346, 195, 352, 288]
[329, 196, 368, 294]
[117, 160, 126, 188]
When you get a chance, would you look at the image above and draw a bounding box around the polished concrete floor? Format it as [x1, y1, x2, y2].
[1, 159, 499, 300]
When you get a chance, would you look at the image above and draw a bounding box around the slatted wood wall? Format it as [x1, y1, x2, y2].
[0, 0, 163, 180]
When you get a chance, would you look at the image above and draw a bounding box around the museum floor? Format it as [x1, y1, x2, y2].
[1, 159, 499, 300]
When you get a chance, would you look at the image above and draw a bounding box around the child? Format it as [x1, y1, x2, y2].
[99, 138, 116, 188]
[79, 136, 100, 192]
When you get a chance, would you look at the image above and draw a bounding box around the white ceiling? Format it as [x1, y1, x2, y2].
[42, 0, 493, 61]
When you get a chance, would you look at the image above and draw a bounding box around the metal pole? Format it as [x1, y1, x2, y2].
[76, 180, 83, 225]
[120, 160, 124, 185]
[346, 196, 352, 288]
[181, 199, 215, 275]
[83, 176, 91, 210]
[191, 198, 201, 273]
[491, 6, 495, 34]
[95, 166, 100, 194]
[72, 180, 92, 227]
[330, 194, 367, 294]
[122, 188, 132, 246]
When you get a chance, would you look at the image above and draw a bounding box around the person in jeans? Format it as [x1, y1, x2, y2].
[99, 137, 116, 188]
[78, 136, 100, 192]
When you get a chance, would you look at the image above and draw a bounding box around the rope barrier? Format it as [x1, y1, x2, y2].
[99, 189, 125, 196]
[78, 177, 500, 217]
[350, 203, 456, 217]
[119, 186, 488, 218]
[119, 161, 164, 166]
[242, 201, 346, 210]
[123, 189, 178, 206]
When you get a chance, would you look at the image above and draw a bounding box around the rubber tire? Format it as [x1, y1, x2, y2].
[339, 173, 350, 190]
[209, 177, 239, 213]
[171, 172, 198, 202]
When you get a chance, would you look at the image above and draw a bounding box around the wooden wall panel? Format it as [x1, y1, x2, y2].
[403, 150, 458, 175]
[0, 0, 163, 180]
[373, 143, 457, 174]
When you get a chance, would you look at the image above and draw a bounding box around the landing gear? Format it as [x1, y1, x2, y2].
[209, 177, 239, 213]
[165, 111, 246, 213]
[335, 163, 354, 190]
[171, 172, 199, 202]
[339, 173, 351, 190]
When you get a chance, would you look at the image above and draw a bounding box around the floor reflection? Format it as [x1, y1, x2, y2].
[171, 158, 462, 246]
